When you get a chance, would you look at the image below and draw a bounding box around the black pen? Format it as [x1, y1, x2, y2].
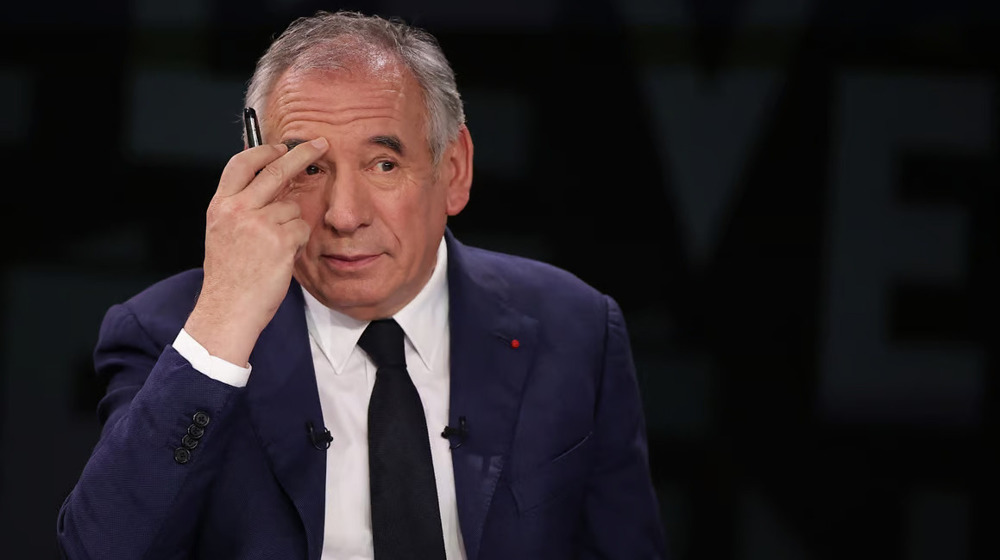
[243, 107, 263, 148]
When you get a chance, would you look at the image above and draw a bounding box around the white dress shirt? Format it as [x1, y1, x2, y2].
[173, 237, 466, 560]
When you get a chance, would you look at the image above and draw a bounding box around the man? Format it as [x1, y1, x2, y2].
[57, 10, 667, 560]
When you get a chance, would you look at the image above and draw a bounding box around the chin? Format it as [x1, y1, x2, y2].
[320, 285, 391, 316]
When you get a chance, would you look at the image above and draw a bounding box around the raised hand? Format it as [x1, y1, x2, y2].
[183, 137, 329, 367]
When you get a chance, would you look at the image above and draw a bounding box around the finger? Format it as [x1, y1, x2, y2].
[284, 218, 312, 249]
[243, 137, 329, 208]
[262, 199, 302, 225]
[216, 144, 289, 198]
[279, 218, 312, 259]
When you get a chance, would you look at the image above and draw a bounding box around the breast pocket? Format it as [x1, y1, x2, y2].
[510, 431, 594, 514]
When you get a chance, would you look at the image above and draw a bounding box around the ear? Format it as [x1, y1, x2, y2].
[442, 125, 474, 216]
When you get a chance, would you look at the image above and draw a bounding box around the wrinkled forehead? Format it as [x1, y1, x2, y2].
[258, 53, 431, 148]
[264, 45, 428, 120]
[265, 61, 422, 119]
[260, 43, 421, 119]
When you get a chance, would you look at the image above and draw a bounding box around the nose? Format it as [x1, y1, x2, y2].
[323, 170, 371, 234]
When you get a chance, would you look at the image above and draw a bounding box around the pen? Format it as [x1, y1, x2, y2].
[244, 107, 263, 148]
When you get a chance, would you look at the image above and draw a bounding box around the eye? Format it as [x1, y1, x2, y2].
[305, 164, 321, 176]
[374, 161, 396, 173]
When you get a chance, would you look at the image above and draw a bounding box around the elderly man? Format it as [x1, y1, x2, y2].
[57, 10, 667, 560]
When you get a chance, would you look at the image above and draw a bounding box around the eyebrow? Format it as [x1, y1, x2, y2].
[282, 139, 307, 151]
[368, 135, 404, 155]
[281, 135, 405, 156]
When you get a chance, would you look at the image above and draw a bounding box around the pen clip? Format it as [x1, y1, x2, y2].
[244, 107, 263, 148]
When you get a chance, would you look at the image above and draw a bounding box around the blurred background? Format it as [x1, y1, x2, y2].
[1, 0, 997, 558]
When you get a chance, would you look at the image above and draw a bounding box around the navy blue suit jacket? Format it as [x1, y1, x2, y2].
[57, 230, 667, 559]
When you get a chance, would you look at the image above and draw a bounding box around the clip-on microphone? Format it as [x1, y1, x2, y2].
[307, 421, 333, 450]
[441, 416, 468, 449]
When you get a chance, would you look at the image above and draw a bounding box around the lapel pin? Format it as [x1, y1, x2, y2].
[494, 333, 521, 348]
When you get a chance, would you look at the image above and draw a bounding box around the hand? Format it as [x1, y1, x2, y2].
[183, 137, 329, 367]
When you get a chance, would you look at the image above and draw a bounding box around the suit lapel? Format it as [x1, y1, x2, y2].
[446, 232, 538, 560]
[246, 281, 327, 560]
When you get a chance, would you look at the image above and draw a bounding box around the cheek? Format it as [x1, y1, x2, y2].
[391, 191, 448, 254]
[387, 192, 435, 236]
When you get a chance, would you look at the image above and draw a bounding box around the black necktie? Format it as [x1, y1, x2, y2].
[359, 319, 447, 560]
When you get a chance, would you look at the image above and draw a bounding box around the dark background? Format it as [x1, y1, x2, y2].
[1, 0, 997, 558]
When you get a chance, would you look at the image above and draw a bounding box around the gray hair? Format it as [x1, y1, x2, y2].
[244, 10, 465, 164]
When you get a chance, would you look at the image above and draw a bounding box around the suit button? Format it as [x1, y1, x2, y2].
[181, 434, 200, 450]
[174, 447, 191, 464]
[187, 424, 205, 439]
[192, 411, 210, 428]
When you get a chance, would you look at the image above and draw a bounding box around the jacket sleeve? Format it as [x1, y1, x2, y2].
[580, 295, 669, 559]
[57, 302, 242, 560]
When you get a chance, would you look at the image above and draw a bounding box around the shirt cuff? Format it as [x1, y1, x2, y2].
[172, 328, 252, 388]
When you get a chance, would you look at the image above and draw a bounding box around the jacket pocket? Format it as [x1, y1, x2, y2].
[510, 431, 594, 514]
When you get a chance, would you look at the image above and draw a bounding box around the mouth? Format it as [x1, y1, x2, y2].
[321, 253, 381, 271]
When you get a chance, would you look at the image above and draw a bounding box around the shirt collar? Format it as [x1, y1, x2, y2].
[301, 236, 449, 374]
[393, 236, 449, 371]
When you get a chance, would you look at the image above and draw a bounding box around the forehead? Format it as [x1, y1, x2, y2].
[263, 58, 427, 135]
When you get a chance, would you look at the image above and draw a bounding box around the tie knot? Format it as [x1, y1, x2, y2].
[358, 318, 407, 369]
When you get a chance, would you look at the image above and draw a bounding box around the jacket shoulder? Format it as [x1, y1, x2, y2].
[457, 243, 611, 320]
[107, 268, 205, 346]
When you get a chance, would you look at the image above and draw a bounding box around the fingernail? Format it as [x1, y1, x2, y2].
[310, 137, 328, 150]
